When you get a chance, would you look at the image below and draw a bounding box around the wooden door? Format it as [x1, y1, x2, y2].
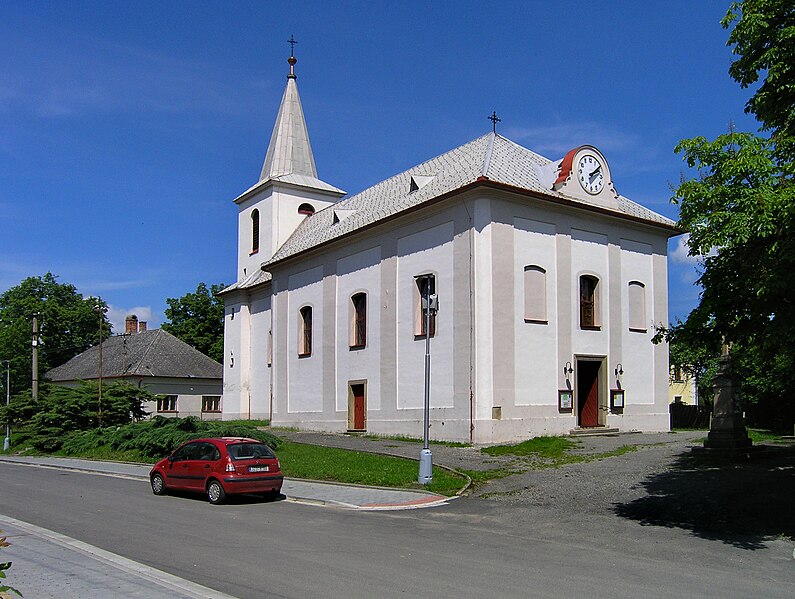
[352, 384, 366, 430]
[577, 361, 600, 428]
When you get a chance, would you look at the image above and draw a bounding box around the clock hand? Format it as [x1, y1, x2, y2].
[588, 166, 602, 183]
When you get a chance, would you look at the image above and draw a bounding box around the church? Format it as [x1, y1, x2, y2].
[219, 51, 679, 444]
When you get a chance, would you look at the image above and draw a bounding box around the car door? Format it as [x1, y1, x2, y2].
[165, 442, 203, 491]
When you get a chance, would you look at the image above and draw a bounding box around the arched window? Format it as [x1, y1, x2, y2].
[298, 203, 316, 216]
[580, 275, 599, 329]
[628, 281, 647, 331]
[523, 265, 547, 323]
[251, 209, 260, 254]
[350, 293, 367, 349]
[298, 306, 312, 357]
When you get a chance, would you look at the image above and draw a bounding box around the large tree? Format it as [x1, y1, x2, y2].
[162, 282, 225, 363]
[0, 273, 110, 395]
[666, 1, 794, 427]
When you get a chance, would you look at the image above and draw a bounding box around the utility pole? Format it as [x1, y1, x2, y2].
[3, 360, 9, 451]
[31, 313, 40, 401]
[94, 303, 107, 427]
[418, 281, 438, 485]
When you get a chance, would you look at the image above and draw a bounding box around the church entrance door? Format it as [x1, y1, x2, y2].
[576, 359, 602, 428]
[348, 382, 366, 431]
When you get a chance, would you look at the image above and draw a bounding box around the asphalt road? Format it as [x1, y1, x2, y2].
[0, 462, 791, 598]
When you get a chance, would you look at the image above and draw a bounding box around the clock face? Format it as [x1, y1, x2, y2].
[577, 154, 604, 195]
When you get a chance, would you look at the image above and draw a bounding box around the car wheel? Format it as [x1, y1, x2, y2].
[207, 480, 226, 505]
[151, 473, 167, 496]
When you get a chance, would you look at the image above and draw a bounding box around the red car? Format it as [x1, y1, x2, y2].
[149, 437, 283, 504]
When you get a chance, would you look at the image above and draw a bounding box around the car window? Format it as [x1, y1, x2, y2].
[198, 442, 220, 461]
[227, 442, 275, 460]
[172, 442, 200, 462]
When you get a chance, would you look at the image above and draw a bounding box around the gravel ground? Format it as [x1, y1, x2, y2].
[275, 428, 795, 545]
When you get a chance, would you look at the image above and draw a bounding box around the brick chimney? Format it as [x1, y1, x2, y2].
[138, 321, 147, 333]
[125, 315, 138, 335]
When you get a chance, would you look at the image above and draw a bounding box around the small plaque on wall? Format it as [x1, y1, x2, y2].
[611, 389, 625, 411]
[558, 390, 573, 412]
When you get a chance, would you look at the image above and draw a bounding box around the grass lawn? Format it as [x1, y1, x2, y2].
[276, 441, 467, 496]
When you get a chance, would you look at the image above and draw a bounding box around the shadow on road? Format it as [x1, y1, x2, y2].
[612, 445, 795, 550]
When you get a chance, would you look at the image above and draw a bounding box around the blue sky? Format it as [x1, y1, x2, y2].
[0, 1, 759, 332]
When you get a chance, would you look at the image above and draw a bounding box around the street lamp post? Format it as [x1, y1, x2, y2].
[3, 360, 9, 451]
[418, 283, 437, 485]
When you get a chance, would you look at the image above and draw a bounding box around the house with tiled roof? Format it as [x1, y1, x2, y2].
[46, 316, 223, 419]
[219, 50, 679, 444]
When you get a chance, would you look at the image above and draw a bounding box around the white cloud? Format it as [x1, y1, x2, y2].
[670, 235, 700, 265]
[504, 122, 641, 157]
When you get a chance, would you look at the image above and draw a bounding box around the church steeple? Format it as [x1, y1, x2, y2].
[259, 45, 318, 182]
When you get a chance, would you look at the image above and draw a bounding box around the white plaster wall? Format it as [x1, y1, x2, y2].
[287, 265, 324, 413]
[237, 193, 273, 280]
[248, 290, 272, 418]
[272, 186, 337, 256]
[513, 217, 558, 407]
[222, 296, 248, 419]
[335, 246, 382, 412]
[396, 222, 455, 410]
[619, 239, 655, 405]
[570, 228, 609, 356]
[472, 199, 494, 421]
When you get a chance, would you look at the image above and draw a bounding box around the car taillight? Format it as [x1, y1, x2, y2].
[225, 457, 235, 472]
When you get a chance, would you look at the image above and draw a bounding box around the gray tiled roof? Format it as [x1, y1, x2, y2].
[266, 133, 676, 266]
[45, 329, 222, 382]
[219, 268, 272, 295]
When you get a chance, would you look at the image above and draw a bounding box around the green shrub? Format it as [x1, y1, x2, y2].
[59, 416, 281, 460]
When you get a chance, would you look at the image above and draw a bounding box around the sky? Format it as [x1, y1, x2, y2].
[0, 1, 760, 332]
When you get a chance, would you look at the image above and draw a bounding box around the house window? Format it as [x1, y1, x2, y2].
[251, 209, 260, 254]
[524, 265, 547, 323]
[202, 396, 221, 413]
[157, 395, 177, 413]
[350, 292, 367, 349]
[298, 203, 316, 216]
[579, 275, 599, 329]
[414, 274, 436, 337]
[299, 306, 312, 357]
[628, 281, 646, 331]
[673, 365, 684, 382]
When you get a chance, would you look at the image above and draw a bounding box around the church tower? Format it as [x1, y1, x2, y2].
[233, 45, 345, 282]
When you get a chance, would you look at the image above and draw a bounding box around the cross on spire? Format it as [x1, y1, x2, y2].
[488, 111, 501, 133]
[288, 34, 297, 57]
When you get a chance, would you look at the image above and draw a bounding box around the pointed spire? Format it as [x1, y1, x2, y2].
[259, 40, 318, 182]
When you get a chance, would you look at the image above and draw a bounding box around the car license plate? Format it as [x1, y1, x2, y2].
[249, 465, 269, 473]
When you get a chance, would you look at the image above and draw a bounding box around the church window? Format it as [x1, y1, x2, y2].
[251, 209, 260, 254]
[299, 306, 312, 357]
[628, 281, 647, 332]
[298, 203, 316, 216]
[414, 274, 436, 337]
[350, 293, 367, 349]
[523, 265, 547, 323]
[579, 275, 600, 329]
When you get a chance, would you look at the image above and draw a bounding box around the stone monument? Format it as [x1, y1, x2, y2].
[703, 342, 752, 450]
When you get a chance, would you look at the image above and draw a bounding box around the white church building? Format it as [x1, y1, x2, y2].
[219, 52, 679, 444]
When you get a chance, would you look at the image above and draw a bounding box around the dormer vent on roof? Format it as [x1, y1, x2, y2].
[409, 174, 435, 194]
[333, 209, 357, 224]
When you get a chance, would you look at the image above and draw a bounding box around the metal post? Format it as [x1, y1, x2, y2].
[31, 314, 39, 401]
[3, 360, 9, 451]
[418, 282, 436, 485]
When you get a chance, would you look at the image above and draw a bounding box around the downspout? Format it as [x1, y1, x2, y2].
[463, 196, 476, 445]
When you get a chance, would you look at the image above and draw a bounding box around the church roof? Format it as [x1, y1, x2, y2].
[251, 58, 345, 198]
[265, 133, 677, 266]
[45, 329, 222, 382]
